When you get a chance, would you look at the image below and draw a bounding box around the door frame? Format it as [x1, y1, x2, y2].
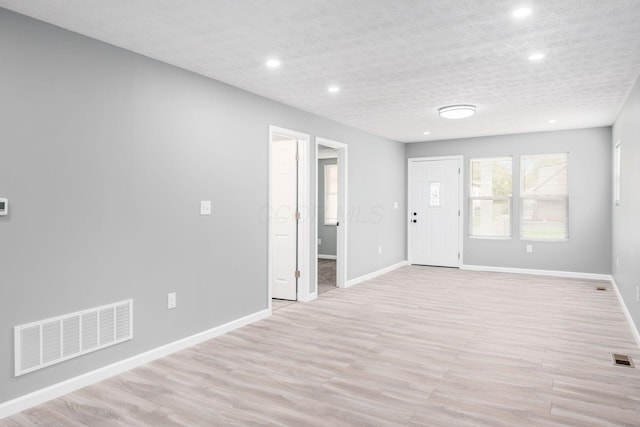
[316, 137, 348, 290]
[407, 155, 464, 266]
[268, 125, 311, 310]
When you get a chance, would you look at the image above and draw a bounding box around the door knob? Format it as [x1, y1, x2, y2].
[412, 219, 417, 223]
[413, 212, 417, 216]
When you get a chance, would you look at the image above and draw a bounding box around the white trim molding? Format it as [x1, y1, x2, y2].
[318, 254, 337, 260]
[611, 277, 640, 351]
[346, 260, 408, 288]
[460, 264, 612, 281]
[0, 309, 270, 420]
[298, 292, 318, 303]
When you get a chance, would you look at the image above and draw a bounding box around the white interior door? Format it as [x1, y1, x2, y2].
[409, 157, 461, 267]
[271, 139, 298, 300]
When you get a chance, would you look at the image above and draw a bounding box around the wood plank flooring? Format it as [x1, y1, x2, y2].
[318, 259, 337, 295]
[3, 266, 640, 426]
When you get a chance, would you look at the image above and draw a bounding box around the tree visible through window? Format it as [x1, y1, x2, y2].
[324, 163, 338, 225]
[520, 153, 568, 240]
[469, 157, 512, 237]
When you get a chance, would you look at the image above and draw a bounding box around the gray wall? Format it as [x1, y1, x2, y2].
[612, 75, 640, 334]
[0, 9, 406, 403]
[317, 158, 338, 256]
[406, 128, 612, 274]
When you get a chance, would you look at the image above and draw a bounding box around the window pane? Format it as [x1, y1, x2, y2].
[521, 153, 568, 195]
[470, 157, 512, 197]
[429, 182, 440, 207]
[324, 163, 338, 224]
[469, 157, 512, 237]
[520, 153, 568, 240]
[521, 197, 568, 240]
[614, 142, 621, 206]
[470, 198, 511, 237]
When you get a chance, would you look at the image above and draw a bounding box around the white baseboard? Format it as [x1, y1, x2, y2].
[610, 277, 640, 351]
[460, 264, 612, 281]
[346, 260, 408, 288]
[0, 309, 270, 420]
[299, 292, 318, 302]
[318, 254, 337, 260]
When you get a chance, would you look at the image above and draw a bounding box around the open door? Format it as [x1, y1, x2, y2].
[269, 126, 310, 304]
[271, 138, 298, 300]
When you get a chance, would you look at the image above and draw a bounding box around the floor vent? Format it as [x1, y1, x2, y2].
[14, 299, 133, 377]
[596, 286, 607, 291]
[611, 353, 634, 368]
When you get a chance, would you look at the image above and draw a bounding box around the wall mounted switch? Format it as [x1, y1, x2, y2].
[526, 244, 533, 253]
[168, 292, 177, 309]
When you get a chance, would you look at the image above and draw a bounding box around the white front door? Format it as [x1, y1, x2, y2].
[271, 139, 298, 300]
[409, 157, 461, 267]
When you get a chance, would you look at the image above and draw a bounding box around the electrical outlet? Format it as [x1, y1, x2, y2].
[318, 238, 322, 245]
[168, 292, 177, 309]
[378, 246, 382, 255]
[200, 200, 212, 215]
[526, 244, 533, 253]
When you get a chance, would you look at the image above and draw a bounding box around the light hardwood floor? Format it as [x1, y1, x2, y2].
[3, 266, 640, 426]
[318, 258, 337, 295]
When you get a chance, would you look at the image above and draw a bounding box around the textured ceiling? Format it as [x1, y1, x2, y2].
[1, 0, 640, 142]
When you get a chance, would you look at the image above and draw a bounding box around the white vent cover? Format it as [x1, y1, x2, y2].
[14, 299, 133, 377]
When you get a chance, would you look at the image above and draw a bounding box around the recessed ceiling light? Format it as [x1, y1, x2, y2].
[513, 7, 532, 18]
[548, 119, 557, 124]
[423, 131, 431, 135]
[328, 86, 340, 93]
[528, 53, 545, 61]
[438, 105, 476, 119]
[266, 58, 281, 69]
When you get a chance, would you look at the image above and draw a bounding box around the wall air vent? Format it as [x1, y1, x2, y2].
[14, 299, 133, 377]
[611, 353, 634, 368]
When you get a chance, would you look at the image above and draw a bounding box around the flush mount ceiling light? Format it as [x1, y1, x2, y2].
[528, 52, 545, 61]
[438, 105, 476, 119]
[423, 131, 431, 135]
[513, 7, 532, 18]
[328, 86, 340, 94]
[266, 58, 281, 69]
[548, 119, 557, 124]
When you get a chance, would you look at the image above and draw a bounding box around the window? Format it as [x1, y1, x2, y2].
[614, 141, 621, 206]
[469, 157, 512, 238]
[520, 153, 568, 240]
[324, 163, 338, 225]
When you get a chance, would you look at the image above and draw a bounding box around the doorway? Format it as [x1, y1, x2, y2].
[268, 126, 310, 310]
[316, 138, 347, 294]
[408, 156, 462, 267]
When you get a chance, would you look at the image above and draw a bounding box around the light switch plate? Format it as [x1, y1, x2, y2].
[526, 244, 533, 253]
[168, 292, 176, 309]
[200, 200, 212, 215]
[393, 201, 399, 210]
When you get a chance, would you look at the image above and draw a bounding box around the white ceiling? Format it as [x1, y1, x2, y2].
[2, 0, 640, 142]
